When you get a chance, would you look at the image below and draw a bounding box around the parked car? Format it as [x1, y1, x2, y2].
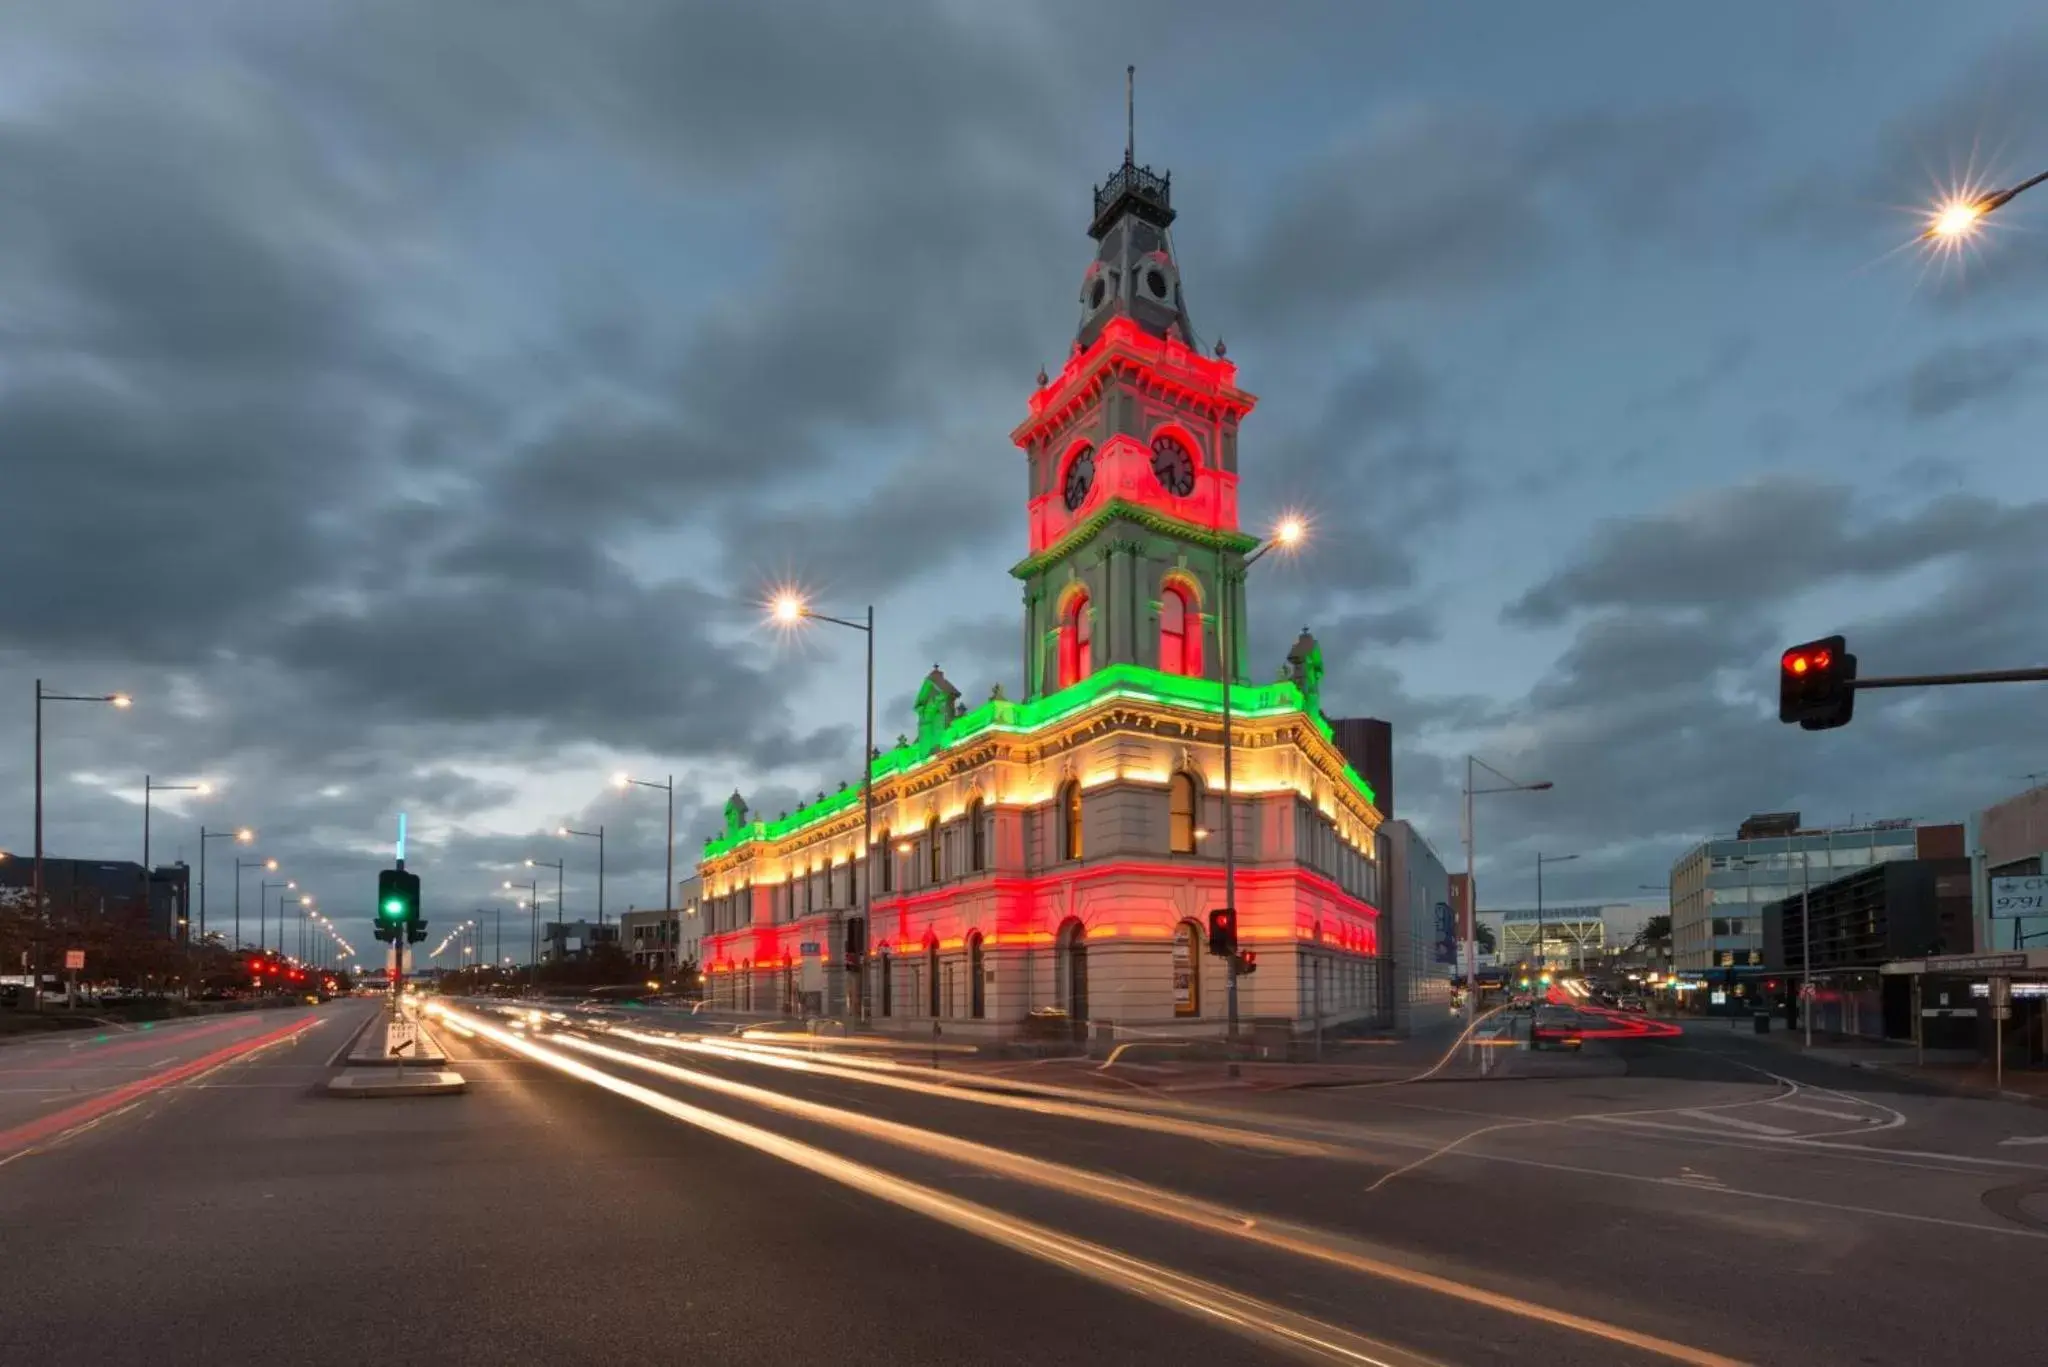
[1616, 995, 1647, 1013]
[1530, 1007, 1584, 1050]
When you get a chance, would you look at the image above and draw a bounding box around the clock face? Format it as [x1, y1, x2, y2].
[1062, 445, 1095, 512]
[1150, 434, 1196, 498]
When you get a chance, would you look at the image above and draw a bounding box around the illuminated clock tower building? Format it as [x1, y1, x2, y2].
[696, 126, 1388, 1043]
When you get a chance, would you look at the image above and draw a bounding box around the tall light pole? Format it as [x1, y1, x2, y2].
[236, 856, 277, 951]
[525, 858, 563, 970]
[559, 825, 605, 925]
[197, 827, 254, 946]
[615, 771, 676, 959]
[259, 878, 295, 957]
[142, 775, 209, 880]
[295, 895, 313, 962]
[1535, 852, 1578, 981]
[505, 881, 540, 992]
[1215, 515, 1307, 1044]
[772, 591, 875, 1023]
[31, 681, 130, 1006]
[1463, 756, 1553, 1013]
[476, 907, 503, 971]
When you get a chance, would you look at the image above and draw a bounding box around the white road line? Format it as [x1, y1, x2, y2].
[1676, 1109, 1797, 1136]
[1765, 1101, 1877, 1122]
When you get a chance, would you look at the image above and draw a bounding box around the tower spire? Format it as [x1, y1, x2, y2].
[1125, 65, 1135, 168]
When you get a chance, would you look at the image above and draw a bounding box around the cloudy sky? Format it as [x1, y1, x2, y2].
[5, 1, 2047, 962]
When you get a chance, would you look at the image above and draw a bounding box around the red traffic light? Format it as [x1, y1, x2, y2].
[1779, 634, 1855, 730]
[1206, 907, 1238, 957]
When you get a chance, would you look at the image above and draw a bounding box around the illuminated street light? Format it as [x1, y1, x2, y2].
[767, 584, 880, 1024]
[1217, 513, 1314, 1044]
[1922, 170, 2048, 244]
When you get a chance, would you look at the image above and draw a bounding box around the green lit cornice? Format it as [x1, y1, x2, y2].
[701, 663, 1376, 861]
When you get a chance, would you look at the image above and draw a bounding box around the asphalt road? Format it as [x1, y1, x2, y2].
[2, 998, 2043, 1367]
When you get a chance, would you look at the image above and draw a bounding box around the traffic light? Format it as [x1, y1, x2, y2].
[1236, 950, 1258, 976]
[1207, 907, 1238, 957]
[1780, 635, 1856, 730]
[375, 866, 422, 943]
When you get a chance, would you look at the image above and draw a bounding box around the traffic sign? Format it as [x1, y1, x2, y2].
[63, 949, 84, 971]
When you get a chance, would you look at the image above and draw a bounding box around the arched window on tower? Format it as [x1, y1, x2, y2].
[926, 814, 942, 885]
[1158, 582, 1200, 677]
[877, 828, 893, 893]
[1168, 772, 1199, 854]
[1059, 591, 1092, 688]
[968, 797, 987, 871]
[1059, 780, 1083, 861]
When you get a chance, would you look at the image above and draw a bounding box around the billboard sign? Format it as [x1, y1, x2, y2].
[1990, 876, 2047, 920]
[1432, 902, 1457, 965]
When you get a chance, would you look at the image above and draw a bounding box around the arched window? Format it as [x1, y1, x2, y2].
[1059, 591, 1092, 688]
[968, 931, 985, 1018]
[926, 938, 941, 1017]
[1168, 772, 1199, 854]
[879, 952, 893, 1016]
[1059, 780, 1083, 861]
[968, 798, 987, 871]
[1159, 582, 1201, 676]
[926, 815, 942, 884]
[1175, 920, 1201, 1017]
[878, 829, 893, 893]
[844, 859, 857, 907]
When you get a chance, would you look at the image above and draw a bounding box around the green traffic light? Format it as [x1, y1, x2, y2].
[382, 898, 405, 917]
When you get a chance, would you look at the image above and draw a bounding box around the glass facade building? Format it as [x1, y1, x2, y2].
[1668, 821, 1923, 971]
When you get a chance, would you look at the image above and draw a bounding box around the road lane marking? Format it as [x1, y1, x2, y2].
[456, 1012, 1747, 1367]
[1765, 1101, 1878, 1122]
[1675, 1110, 1797, 1136]
[1999, 1136, 2048, 1147]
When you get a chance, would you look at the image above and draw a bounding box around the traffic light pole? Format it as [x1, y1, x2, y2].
[1849, 667, 2048, 688]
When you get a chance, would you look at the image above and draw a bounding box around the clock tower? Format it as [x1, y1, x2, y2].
[1010, 89, 1259, 702]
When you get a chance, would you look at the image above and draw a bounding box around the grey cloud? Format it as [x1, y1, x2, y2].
[1215, 101, 1749, 332]
[1873, 336, 2048, 421]
[1505, 477, 2041, 624]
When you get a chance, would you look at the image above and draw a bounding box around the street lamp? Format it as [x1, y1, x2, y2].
[1535, 852, 1579, 980]
[1217, 514, 1308, 1044]
[770, 589, 875, 1022]
[1922, 170, 2048, 242]
[31, 681, 129, 1005]
[1462, 756, 1553, 1013]
[558, 825, 605, 925]
[614, 771, 676, 956]
[259, 878, 295, 957]
[295, 895, 313, 962]
[524, 858, 563, 974]
[197, 826, 254, 946]
[142, 775, 210, 881]
[236, 857, 277, 951]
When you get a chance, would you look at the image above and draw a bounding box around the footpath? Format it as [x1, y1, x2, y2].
[1683, 1015, 2048, 1107]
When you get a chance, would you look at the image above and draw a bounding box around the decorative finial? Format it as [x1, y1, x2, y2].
[1036, 364, 1048, 388]
[1126, 65, 1136, 168]
[1213, 336, 1227, 358]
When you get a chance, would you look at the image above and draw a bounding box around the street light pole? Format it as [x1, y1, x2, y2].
[525, 859, 563, 978]
[615, 772, 678, 968]
[30, 681, 129, 1010]
[1535, 852, 1579, 984]
[197, 827, 253, 947]
[259, 878, 294, 957]
[560, 826, 605, 925]
[769, 593, 876, 1024]
[1462, 756, 1554, 1016]
[1214, 517, 1306, 1047]
[236, 857, 276, 951]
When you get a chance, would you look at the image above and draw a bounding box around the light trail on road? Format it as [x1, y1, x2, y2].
[441, 1004, 1750, 1367]
[437, 1005, 1439, 1367]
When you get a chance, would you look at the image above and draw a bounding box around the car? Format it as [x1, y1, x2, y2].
[1616, 995, 1647, 1013]
[1530, 1007, 1584, 1050]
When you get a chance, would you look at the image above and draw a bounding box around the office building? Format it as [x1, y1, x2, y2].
[1667, 813, 1963, 972]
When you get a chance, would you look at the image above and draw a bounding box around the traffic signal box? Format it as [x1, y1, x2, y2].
[1207, 907, 1237, 957]
[373, 866, 424, 944]
[1780, 635, 1856, 731]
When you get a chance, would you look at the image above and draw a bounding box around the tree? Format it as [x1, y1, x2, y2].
[1633, 914, 1672, 951]
[1474, 920, 1497, 954]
